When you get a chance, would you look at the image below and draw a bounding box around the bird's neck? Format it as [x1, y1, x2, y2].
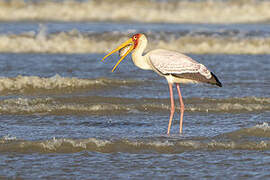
[131, 40, 151, 70]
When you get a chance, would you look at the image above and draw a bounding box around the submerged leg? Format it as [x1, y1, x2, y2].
[176, 84, 185, 134]
[167, 83, 175, 135]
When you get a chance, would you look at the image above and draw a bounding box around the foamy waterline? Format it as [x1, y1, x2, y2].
[0, 96, 269, 115]
[0, 75, 139, 95]
[1, 123, 270, 153]
[0, 0, 269, 23]
[1, 30, 270, 54]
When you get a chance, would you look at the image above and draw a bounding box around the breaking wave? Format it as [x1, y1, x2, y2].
[0, 75, 140, 95]
[0, 96, 269, 115]
[1, 29, 270, 54]
[1, 123, 270, 153]
[0, 0, 270, 23]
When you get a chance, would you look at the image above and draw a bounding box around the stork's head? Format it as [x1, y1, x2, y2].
[101, 33, 146, 72]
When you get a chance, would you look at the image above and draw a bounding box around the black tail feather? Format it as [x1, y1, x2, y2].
[211, 72, 222, 87]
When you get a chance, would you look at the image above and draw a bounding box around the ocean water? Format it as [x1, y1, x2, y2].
[1, 0, 270, 179]
[0, 0, 270, 23]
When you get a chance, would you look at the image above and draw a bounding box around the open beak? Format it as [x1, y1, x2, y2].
[102, 38, 134, 72]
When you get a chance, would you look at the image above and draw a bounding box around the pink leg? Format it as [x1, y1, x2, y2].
[176, 84, 185, 134]
[167, 83, 175, 135]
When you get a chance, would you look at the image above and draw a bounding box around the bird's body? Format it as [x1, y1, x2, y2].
[102, 33, 222, 134]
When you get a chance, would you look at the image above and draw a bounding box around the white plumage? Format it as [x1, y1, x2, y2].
[147, 49, 212, 79]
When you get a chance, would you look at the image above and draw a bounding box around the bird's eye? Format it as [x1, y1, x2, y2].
[133, 36, 137, 40]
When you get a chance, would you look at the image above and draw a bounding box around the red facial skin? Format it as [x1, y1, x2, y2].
[132, 34, 141, 49]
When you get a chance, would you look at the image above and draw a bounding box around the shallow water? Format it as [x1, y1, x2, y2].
[1, 22, 270, 54]
[0, 0, 270, 23]
[1, 3, 270, 179]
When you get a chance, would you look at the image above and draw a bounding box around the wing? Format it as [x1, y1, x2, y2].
[148, 49, 211, 79]
[147, 49, 222, 86]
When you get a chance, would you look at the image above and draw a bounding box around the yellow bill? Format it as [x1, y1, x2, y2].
[102, 38, 134, 72]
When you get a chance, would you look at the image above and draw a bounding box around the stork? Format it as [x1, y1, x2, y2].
[102, 33, 222, 134]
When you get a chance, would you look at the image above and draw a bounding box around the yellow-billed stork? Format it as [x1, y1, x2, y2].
[102, 33, 222, 134]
